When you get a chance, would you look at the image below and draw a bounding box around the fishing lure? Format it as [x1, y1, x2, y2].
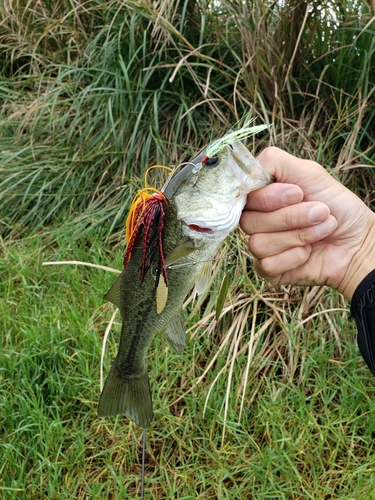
[192, 118, 270, 174]
[124, 169, 172, 315]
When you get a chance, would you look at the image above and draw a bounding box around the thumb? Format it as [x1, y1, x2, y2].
[257, 147, 334, 198]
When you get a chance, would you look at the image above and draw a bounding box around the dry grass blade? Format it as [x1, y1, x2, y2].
[101, 309, 118, 391]
[42, 261, 121, 274]
[221, 303, 251, 441]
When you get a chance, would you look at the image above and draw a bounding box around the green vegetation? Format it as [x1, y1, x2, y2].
[1, 0, 375, 498]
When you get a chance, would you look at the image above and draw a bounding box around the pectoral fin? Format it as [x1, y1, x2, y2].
[103, 272, 123, 310]
[160, 311, 186, 353]
[194, 261, 212, 295]
[165, 240, 197, 266]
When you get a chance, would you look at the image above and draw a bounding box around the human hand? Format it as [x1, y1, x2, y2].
[240, 147, 375, 300]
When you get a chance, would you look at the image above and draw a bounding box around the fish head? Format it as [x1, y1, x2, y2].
[172, 141, 273, 240]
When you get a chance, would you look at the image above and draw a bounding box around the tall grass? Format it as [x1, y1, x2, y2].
[1, 0, 375, 498]
[1, 0, 374, 240]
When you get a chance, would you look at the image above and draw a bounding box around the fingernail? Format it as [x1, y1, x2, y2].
[305, 244, 312, 254]
[308, 204, 329, 223]
[314, 217, 337, 236]
[281, 187, 303, 205]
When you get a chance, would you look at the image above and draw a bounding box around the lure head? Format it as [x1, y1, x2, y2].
[171, 140, 273, 240]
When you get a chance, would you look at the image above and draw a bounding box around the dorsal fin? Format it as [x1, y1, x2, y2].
[103, 273, 123, 310]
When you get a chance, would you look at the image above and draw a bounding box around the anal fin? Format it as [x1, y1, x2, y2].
[194, 261, 212, 295]
[160, 311, 186, 353]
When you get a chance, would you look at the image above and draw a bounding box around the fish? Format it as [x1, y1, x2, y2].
[97, 129, 273, 427]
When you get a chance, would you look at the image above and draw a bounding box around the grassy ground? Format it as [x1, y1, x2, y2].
[1, 0, 375, 498]
[2, 237, 375, 499]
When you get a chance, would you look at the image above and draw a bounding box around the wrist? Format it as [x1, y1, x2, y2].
[339, 217, 375, 300]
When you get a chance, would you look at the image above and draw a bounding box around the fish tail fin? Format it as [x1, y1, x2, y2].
[97, 365, 153, 428]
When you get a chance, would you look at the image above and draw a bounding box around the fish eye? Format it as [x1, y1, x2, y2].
[203, 156, 219, 168]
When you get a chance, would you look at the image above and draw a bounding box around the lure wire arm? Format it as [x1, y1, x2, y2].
[160, 162, 197, 193]
[166, 251, 235, 270]
[140, 427, 146, 500]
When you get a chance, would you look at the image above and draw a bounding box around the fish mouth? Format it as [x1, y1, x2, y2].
[181, 204, 241, 238]
[186, 223, 214, 234]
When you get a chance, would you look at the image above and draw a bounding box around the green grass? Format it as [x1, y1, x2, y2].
[2, 237, 375, 499]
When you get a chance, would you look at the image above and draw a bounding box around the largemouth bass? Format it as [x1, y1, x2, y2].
[98, 138, 272, 427]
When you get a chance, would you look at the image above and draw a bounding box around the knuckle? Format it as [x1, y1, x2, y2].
[260, 189, 279, 212]
[306, 159, 327, 174]
[283, 204, 312, 230]
[294, 246, 312, 271]
[284, 209, 297, 229]
[259, 257, 277, 277]
[295, 227, 313, 245]
[278, 204, 307, 231]
[259, 146, 279, 162]
[295, 225, 324, 245]
[248, 234, 266, 258]
[293, 245, 310, 263]
[253, 258, 274, 280]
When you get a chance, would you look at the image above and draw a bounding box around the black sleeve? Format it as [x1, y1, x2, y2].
[350, 268, 375, 376]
